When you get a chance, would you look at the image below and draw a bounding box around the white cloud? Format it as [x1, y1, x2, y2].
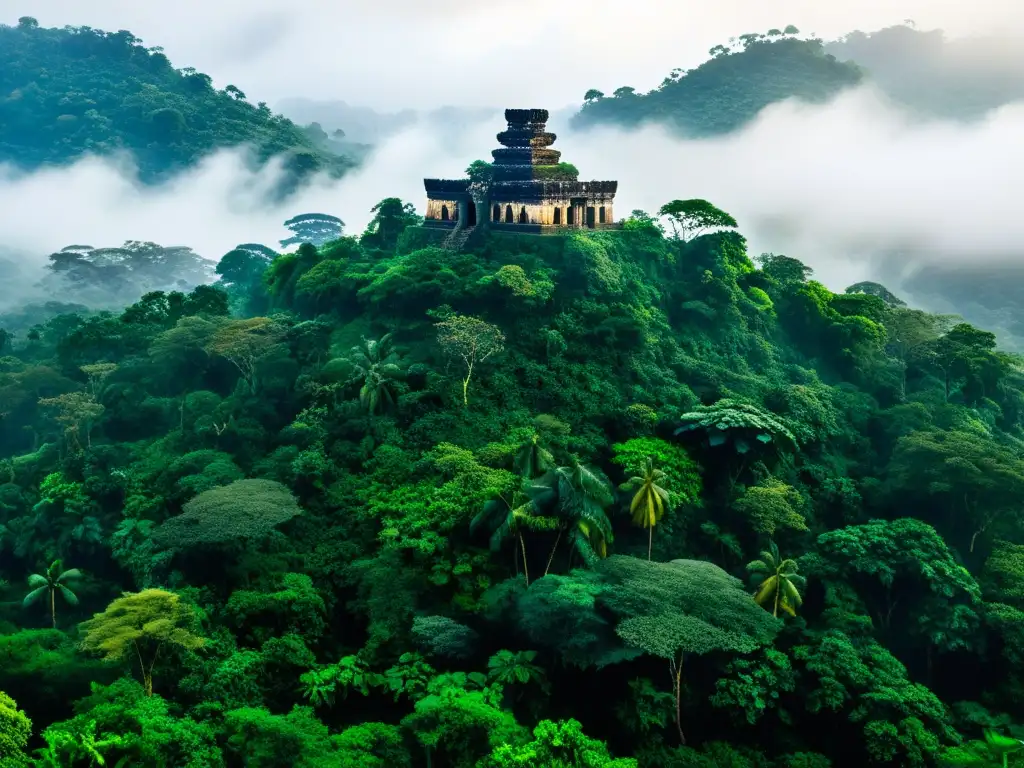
[2, 85, 1024, 307]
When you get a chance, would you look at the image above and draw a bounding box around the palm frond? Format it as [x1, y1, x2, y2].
[780, 577, 803, 607]
[58, 584, 79, 605]
[58, 568, 83, 582]
[753, 576, 777, 607]
[23, 585, 47, 606]
[27, 573, 48, 588]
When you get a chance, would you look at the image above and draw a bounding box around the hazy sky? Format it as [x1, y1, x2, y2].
[6, 0, 1024, 109]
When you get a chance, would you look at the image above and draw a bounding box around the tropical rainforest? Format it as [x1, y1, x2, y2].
[2, 187, 1023, 766]
[2, 12, 1024, 768]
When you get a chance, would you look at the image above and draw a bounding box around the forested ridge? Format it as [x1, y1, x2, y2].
[0, 17, 353, 184]
[572, 28, 864, 135]
[572, 23, 1024, 135]
[0, 192, 1022, 767]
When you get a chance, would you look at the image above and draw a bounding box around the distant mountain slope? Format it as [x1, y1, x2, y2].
[571, 30, 863, 135]
[0, 16, 354, 182]
[825, 24, 1024, 120]
[571, 24, 1024, 136]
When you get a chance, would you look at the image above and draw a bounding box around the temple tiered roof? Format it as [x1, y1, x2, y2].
[423, 108, 619, 235]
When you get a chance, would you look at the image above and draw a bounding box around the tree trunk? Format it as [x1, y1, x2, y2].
[50, 588, 56, 628]
[132, 641, 150, 695]
[519, 531, 530, 586]
[461, 376, 470, 407]
[670, 652, 686, 745]
[773, 582, 779, 618]
[648, 526, 653, 561]
[544, 528, 563, 576]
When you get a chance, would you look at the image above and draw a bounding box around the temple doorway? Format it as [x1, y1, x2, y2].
[586, 206, 596, 228]
[441, 205, 449, 221]
[465, 200, 477, 226]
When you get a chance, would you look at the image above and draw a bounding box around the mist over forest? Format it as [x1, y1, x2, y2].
[3, 6, 1024, 767]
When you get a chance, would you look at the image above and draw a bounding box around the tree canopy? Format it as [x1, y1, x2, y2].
[0, 21, 353, 182]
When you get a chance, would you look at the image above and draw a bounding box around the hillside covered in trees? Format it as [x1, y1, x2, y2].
[572, 23, 1024, 135]
[0, 17, 354, 184]
[0, 192, 1023, 766]
[571, 28, 864, 135]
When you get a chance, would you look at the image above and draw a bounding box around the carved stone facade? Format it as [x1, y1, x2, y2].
[424, 108, 620, 235]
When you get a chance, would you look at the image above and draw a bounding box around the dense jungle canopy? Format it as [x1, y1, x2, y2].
[1, 14, 1024, 768]
[1, 196, 1023, 766]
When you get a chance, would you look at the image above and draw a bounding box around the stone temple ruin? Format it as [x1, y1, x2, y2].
[423, 108, 619, 240]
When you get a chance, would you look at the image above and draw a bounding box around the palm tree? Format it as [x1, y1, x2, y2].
[528, 460, 614, 572]
[472, 491, 559, 587]
[24, 559, 81, 628]
[487, 649, 549, 698]
[343, 333, 403, 415]
[746, 542, 805, 618]
[621, 457, 671, 560]
[513, 433, 554, 479]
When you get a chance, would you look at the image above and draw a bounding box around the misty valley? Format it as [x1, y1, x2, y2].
[3, 11, 1024, 768]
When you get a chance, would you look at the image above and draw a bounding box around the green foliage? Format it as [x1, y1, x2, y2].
[223, 705, 337, 767]
[78, 589, 205, 696]
[658, 199, 739, 242]
[0, 691, 31, 766]
[677, 398, 798, 454]
[747, 542, 807, 617]
[484, 719, 636, 767]
[573, 33, 862, 135]
[412, 615, 479, 660]
[0, 23, 351, 182]
[793, 630, 959, 765]
[38, 679, 219, 766]
[812, 518, 983, 651]
[735, 478, 808, 536]
[533, 163, 581, 181]
[22, 558, 81, 628]
[611, 438, 702, 508]
[605, 556, 780, 657]
[711, 648, 796, 725]
[153, 478, 301, 549]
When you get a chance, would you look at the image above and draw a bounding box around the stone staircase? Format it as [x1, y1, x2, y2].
[443, 226, 475, 252]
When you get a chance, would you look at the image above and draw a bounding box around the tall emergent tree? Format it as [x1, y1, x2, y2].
[657, 199, 738, 241]
[280, 213, 345, 248]
[205, 317, 285, 394]
[342, 333, 404, 415]
[436, 314, 505, 407]
[152, 478, 301, 550]
[603, 556, 780, 745]
[746, 542, 806, 617]
[620, 457, 670, 560]
[23, 559, 81, 628]
[78, 589, 205, 696]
